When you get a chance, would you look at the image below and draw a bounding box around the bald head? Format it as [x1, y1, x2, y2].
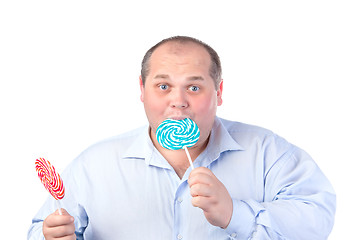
[141, 36, 222, 89]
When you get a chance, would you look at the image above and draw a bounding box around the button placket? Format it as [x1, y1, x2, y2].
[230, 232, 237, 239]
[174, 180, 189, 240]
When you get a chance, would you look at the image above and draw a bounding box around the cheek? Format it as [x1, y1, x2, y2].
[143, 92, 166, 113]
[193, 95, 218, 115]
[192, 96, 217, 130]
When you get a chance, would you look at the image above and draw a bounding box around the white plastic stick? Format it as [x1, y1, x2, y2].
[183, 146, 194, 169]
[56, 200, 63, 215]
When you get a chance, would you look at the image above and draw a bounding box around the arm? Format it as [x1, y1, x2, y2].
[251, 148, 336, 239]
[188, 148, 336, 239]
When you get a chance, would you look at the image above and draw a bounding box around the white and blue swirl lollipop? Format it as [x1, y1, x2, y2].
[156, 118, 200, 168]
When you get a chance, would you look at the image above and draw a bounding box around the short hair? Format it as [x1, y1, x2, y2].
[141, 36, 222, 89]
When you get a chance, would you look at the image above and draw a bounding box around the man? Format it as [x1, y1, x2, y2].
[28, 36, 336, 239]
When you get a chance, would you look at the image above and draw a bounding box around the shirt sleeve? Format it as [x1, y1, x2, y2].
[225, 138, 336, 239]
[27, 219, 45, 240]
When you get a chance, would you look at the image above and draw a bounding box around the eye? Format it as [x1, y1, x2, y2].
[189, 86, 200, 92]
[159, 84, 169, 90]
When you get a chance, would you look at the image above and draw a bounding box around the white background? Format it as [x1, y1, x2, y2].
[1, 1, 353, 239]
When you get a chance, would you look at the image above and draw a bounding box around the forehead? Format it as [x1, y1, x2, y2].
[149, 41, 211, 69]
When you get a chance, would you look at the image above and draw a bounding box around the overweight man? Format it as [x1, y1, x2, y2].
[28, 36, 336, 239]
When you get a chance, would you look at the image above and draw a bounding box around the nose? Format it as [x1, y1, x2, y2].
[170, 89, 188, 108]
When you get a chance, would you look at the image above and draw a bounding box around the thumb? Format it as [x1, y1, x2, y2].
[54, 208, 71, 217]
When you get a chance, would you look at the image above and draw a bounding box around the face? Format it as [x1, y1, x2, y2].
[140, 41, 223, 149]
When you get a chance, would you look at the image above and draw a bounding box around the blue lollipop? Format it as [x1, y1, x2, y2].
[156, 118, 200, 150]
[156, 118, 200, 168]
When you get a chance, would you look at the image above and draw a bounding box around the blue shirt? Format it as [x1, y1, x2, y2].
[28, 117, 336, 239]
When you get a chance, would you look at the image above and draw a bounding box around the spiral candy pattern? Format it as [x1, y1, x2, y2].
[156, 118, 200, 150]
[35, 158, 65, 200]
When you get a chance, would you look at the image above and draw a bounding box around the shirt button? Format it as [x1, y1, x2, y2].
[177, 234, 183, 239]
[231, 232, 237, 238]
[177, 197, 183, 203]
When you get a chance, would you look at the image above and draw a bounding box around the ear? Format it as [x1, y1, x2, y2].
[139, 76, 144, 102]
[217, 80, 223, 106]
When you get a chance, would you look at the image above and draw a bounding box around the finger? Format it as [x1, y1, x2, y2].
[46, 234, 76, 240]
[190, 183, 212, 197]
[55, 208, 69, 215]
[191, 195, 211, 211]
[45, 223, 76, 238]
[188, 171, 214, 187]
[55, 224, 76, 238]
[56, 235, 76, 240]
[45, 215, 74, 228]
[189, 167, 214, 178]
[45, 210, 74, 228]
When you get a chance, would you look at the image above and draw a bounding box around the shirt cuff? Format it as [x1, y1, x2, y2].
[225, 199, 265, 239]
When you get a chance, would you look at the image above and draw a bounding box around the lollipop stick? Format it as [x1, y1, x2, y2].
[56, 200, 63, 215]
[183, 146, 194, 169]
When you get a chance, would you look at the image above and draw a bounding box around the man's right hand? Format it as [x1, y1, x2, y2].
[43, 209, 76, 240]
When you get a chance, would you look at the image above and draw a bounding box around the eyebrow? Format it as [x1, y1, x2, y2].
[153, 74, 204, 81]
[187, 76, 204, 81]
[154, 74, 170, 80]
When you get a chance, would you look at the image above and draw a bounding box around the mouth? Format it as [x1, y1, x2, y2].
[168, 116, 190, 121]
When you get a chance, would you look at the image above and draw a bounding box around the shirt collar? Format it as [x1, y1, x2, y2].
[209, 116, 244, 152]
[122, 125, 173, 169]
[194, 117, 244, 167]
[122, 116, 244, 168]
[121, 125, 150, 159]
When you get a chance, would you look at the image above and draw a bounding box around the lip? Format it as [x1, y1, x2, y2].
[168, 116, 189, 120]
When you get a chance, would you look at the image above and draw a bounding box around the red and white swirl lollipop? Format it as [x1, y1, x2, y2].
[35, 158, 65, 214]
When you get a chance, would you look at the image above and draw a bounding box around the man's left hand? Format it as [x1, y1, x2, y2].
[188, 167, 233, 229]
